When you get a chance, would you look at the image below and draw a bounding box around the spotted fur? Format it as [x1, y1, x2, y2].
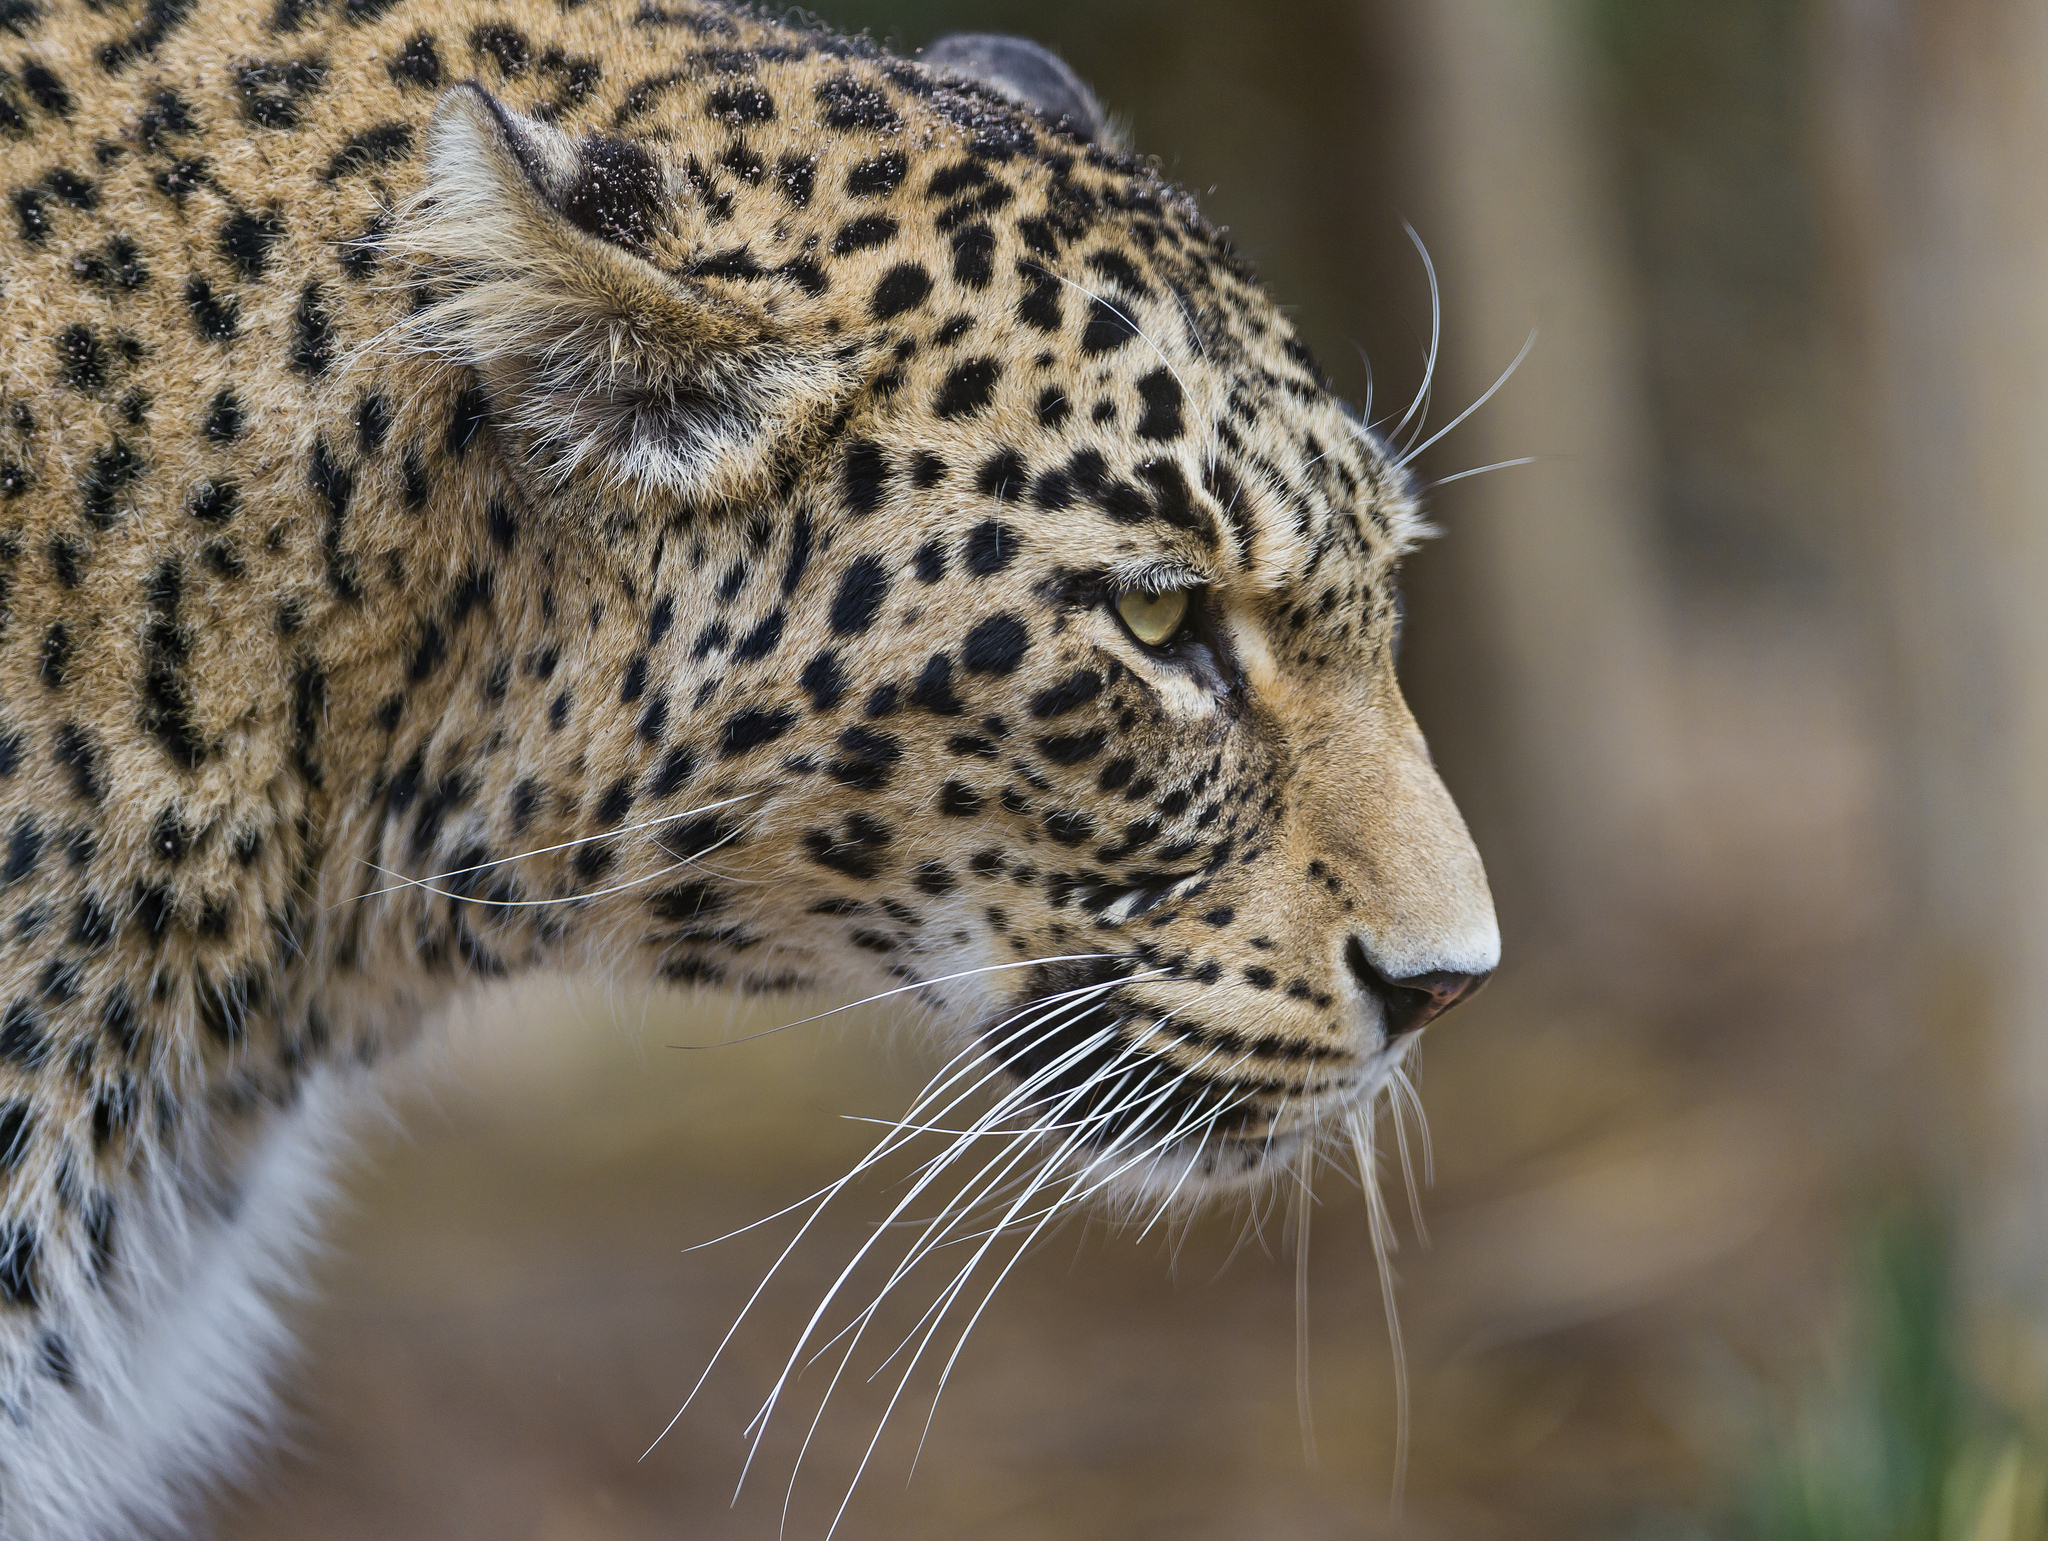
[0, 1, 1496, 1532]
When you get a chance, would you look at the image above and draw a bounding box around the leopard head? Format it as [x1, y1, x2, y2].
[383, 25, 1495, 1203]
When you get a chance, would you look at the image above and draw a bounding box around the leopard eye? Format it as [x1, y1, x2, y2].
[1115, 588, 1192, 648]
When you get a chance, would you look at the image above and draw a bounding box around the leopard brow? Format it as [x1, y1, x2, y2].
[1104, 557, 1210, 594]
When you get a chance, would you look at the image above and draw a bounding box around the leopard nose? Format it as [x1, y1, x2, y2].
[1343, 937, 1492, 1040]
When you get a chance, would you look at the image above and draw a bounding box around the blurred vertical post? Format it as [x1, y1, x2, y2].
[1822, 2, 2048, 1325]
[1389, 0, 1683, 967]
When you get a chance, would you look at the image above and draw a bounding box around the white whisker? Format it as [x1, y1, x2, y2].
[1395, 330, 1537, 470]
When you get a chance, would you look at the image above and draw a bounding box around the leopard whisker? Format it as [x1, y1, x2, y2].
[1387, 1073, 1428, 1245]
[667, 953, 1127, 1050]
[901, 1068, 1229, 1482]
[761, 1019, 1138, 1524]
[732, 988, 1138, 1475]
[1394, 329, 1536, 471]
[1391, 1064, 1432, 1179]
[1386, 223, 1441, 450]
[355, 813, 747, 909]
[817, 1046, 1154, 1382]
[1349, 1099, 1410, 1512]
[1294, 1148, 1318, 1467]
[1423, 455, 1538, 490]
[866, 1072, 1172, 1512]
[643, 978, 1137, 1461]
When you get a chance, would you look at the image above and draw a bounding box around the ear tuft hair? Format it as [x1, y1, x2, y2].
[386, 84, 867, 513]
[922, 34, 1116, 146]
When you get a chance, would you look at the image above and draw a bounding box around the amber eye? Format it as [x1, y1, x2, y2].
[1115, 588, 1192, 647]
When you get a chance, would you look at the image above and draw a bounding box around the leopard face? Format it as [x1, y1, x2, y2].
[377, 41, 1498, 1197]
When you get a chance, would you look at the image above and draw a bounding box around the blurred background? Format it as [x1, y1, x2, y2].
[219, 1, 2048, 1536]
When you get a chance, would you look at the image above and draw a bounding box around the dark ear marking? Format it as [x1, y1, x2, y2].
[921, 33, 1110, 144]
[558, 133, 663, 251]
[395, 84, 869, 513]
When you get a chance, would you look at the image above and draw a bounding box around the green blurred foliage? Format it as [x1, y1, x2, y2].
[1719, 1209, 2048, 1541]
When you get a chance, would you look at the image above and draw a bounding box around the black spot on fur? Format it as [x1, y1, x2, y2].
[80, 438, 143, 529]
[842, 440, 889, 514]
[97, 0, 191, 69]
[961, 515, 1022, 575]
[218, 207, 285, 278]
[847, 149, 906, 196]
[732, 608, 786, 664]
[1134, 368, 1185, 441]
[48, 535, 83, 589]
[828, 725, 902, 790]
[962, 613, 1028, 675]
[774, 152, 814, 206]
[800, 650, 845, 710]
[355, 393, 389, 453]
[183, 276, 237, 341]
[0, 1222, 38, 1307]
[53, 723, 102, 801]
[909, 653, 963, 715]
[290, 282, 334, 374]
[561, 135, 662, 249]
[2, 818, 39, 885]
[38, 624, 69, 688]
[950, 223, 996, 288]
[446, 385, 488, 455]
[71, 234, 149, 292]
[1017, 269, 1062, 331]
[42, 168, 95, 210]
[140, 560, 204, 768]
[53, 324, 104, 393]
[815, 74, 900, 133]
[832, 213, 897, 254]
[235, 56, 326, 127]
[0, 1103, 29, 1175]
[469, 21, 528, 74]
[1039, 729, 1106, 765]
[136, 87, 194, 145]
[707, 83, 774, 124]
[1080, 298, 1140, 355]
[10, 187, 50, 244]
[647, 745, 695, 799]
[386, 30, 440, 87]
[0, 999, 45, 1070]
[322, 122, 412, 181]
[204, 390, 242, 442]
[721, 706, 795, 756]
[802, 813, 892, 879]
[596, 778, 634, 827]
[309, 437, 362, 601]
[869, 262, 931, 320]
[911, 861, 956, 897]
[830, 556, 890, 635]
[934, 358, 1000, 418]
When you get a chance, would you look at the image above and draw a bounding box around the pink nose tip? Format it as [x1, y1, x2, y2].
[1344, 938, 1492, 1039]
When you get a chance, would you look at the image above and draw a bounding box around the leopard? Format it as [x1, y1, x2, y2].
[0, 0, 1499, 1532]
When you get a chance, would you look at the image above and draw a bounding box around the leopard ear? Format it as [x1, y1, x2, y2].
[922, 33, 1119, 148]
[389, 83, 865, 513]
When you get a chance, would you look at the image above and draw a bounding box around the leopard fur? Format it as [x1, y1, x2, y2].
[0, 0, 1498, 1532]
